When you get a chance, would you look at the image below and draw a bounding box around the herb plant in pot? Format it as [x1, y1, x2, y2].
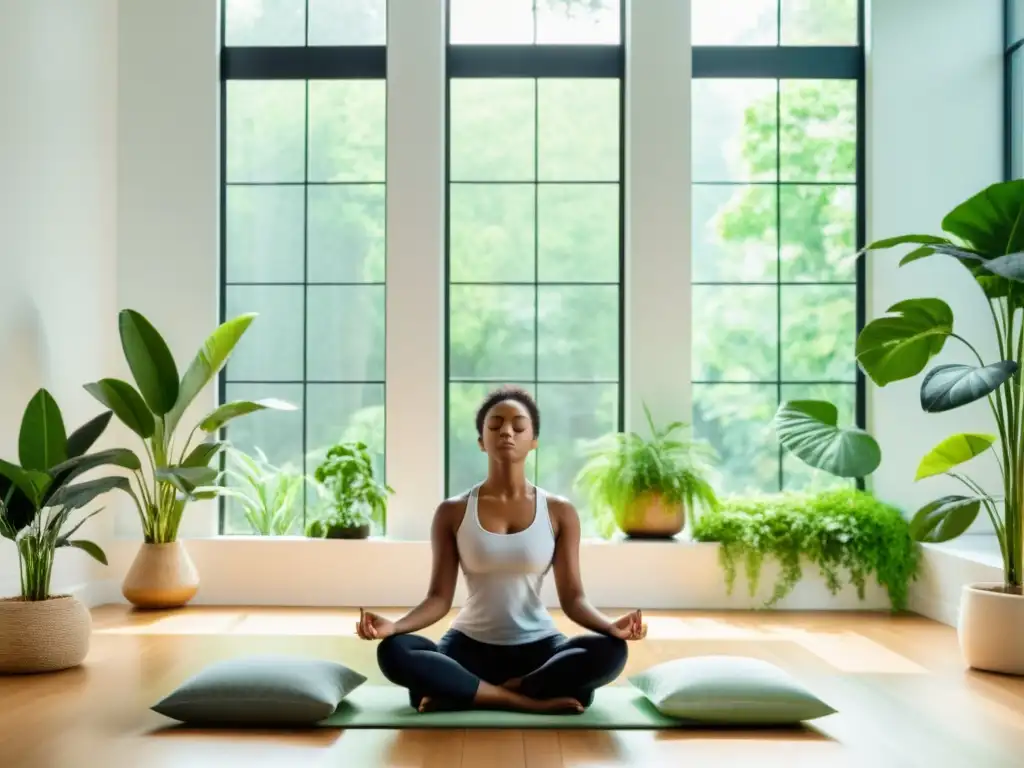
[573, 405, 719, 539]
[0, 390, 134, 673]
[85, 309, 295, 608]
[306, 441, 392, 540]
[774, 179, 1024, 674]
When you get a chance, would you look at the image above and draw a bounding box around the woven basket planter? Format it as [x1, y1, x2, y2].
[0, 594, 92, 674]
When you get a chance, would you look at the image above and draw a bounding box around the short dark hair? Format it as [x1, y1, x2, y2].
[475, 386, 540, 438]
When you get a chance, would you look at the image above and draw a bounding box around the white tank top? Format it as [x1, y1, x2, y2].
[449, 484, 560, 646]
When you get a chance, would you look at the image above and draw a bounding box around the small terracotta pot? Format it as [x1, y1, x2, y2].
[0, 595, 92, 674]
[122, 541, 199, 609]
[959, 582, 1024, 675]
[619, 493, 685, 539]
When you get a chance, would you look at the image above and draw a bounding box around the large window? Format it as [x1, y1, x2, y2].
[690, 0, 864, 494]
[219, 0, 388, 533]
[444, 1, 624, 511]
[1008, 0, 1024, 179]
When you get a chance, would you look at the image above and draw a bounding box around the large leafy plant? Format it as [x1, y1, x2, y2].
[573, 405, 719, 538]
[306, 441, 392, 536]
[0, 390, 135, 600]
[84, 309, 295, 544]
[774, 180, 1024, 591]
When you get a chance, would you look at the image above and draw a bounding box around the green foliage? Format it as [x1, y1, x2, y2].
[574, 406, 719, 538]
[85, 308, 297, 543]
[855, 299, 954, 387]
[308, 441, 393, 535]
[691, 489, 919, 611]
[915, 433, 996, 481]
[220, 447, 305, 536]
[0, 390, 133, 601]
[774, 400, 881, 479]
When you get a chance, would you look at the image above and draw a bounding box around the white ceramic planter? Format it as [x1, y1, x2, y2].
[959, 582, 1024, 675]
[0, 595, 92, 674]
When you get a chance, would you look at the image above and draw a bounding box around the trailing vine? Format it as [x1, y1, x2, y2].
[690, 489, 920, 611]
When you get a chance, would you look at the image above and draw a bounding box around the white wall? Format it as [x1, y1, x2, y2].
[0, 0, 119, 599]
[866, 0, 1005, 533]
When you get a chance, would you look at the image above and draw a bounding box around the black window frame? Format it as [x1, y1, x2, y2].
[1007, 0, 1024, 180]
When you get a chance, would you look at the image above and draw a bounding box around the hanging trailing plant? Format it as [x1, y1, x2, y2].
[691, 488, 919, 611]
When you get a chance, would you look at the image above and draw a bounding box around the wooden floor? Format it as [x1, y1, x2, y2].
[1, 607, 1024, 768]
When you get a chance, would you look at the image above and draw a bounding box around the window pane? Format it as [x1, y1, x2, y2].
[450, 79, 535, 182]
[222, 383, 305, 535]
[692, 184, 777, 283]
[781, 0, 857, 46]
[779, 185, 856, 283]
[780, 285, 856, 382]
[780, 80, 856, 183]
[306, 383, 386, 486]
[449, 286, 536, 380]
[538, 184, 619, 283]
[1012, 0, 1024, 46]
[449, 0, 534, 45]
[308, 81, 386, 183]
[306, 285, 385, 382]
[225, 0, 305, 47]
[780, 383, 856, 492]
[308, 0, 387, 46]
[450, 185, 536, 283]
[226, 81, 306, 183]
[692, 79, 778, 183]
[225, 286, 304, 381]
[226, 185, 305, 283]
[537, 286, 618, 381]
[536, 0, 621, 45]
[692, 286, 778, 382]
[307, 184, 386, 283]
[448, 382, 537, 494]
[692, 0, 778, 45]
[693, 384, 780, 494]
[1013, 50, 1024, 180]
[538, 80, 619, 181]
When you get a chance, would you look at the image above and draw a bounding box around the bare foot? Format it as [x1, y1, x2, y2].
[473, 682, 584, 714]
[529, 696, 585, 714]
[418, 696, 436, 713]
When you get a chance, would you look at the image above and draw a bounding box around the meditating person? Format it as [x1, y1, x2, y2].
[356, 386, 647, 715]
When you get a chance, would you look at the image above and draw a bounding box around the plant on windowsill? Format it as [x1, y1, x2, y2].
[219, 447, 306, 536]
[773, 179, 1024, 674]
[84, 308, 296, 609]
[305, 441, 392, 540]
[573, 404, 719, 539]
[0, 389, 135, 673]
[690, 488, 919, 611]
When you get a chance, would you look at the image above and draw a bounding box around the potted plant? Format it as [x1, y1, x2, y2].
[774, 179, 1024, 674]
[84, 309, 295, 608]
[306, 441, 392, 540]
[0, 389, 134, 673]
[220, 447, 306, 536]
[573, 404, 719, 539]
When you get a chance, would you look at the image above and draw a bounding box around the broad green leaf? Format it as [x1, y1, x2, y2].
[942, 179, 1024, 257]
[855, 298, 953, 386]
[62, 539, 107, 566]
[899, 245, 940, 267]
[156, 466, 219, 495]
[183, 441, 227, 468]
[910, 495, 982, 543]
[48, 476, 134, 511]
[0, 460, 50, 507]
[19, 389, 67, 472]
[774, 400, 882, 479]
[46, 448, 142, 486]
[977, 251, 1024, 282]
[119, 309, 180, 416]
[866, 234, 952, 250]
[915, 433, 997, 481]
[922, 243, 986, 264]
[165, 313, 257, 435]
[84, 379, 155, 439]
[66, 411, 113, 459]
[198, 398, 296, 433]
[920, 361, 1018, 413]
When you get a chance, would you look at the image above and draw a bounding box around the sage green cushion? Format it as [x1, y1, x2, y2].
[628, 655, 835, 725]
[152, 655, 367, 725]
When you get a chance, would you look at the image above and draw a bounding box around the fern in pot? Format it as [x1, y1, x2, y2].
[306, 441, 392, 540]
[0, 389, 134, 673]
[573, 405, 719, 539]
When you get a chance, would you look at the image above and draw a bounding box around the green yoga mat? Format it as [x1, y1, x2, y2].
[319, 685, 686, 729]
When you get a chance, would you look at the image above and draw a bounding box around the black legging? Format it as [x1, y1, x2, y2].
[377, 629, 628, 709]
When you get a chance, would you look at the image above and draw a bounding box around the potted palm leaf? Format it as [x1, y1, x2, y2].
[573, 405, 719, 539]
[220, 447, 305, 536]
[774, 179, 1024, 675]
[306, 441, 391, 540]
[84, 309, 295, 608]
[0, 389, 134, 673]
